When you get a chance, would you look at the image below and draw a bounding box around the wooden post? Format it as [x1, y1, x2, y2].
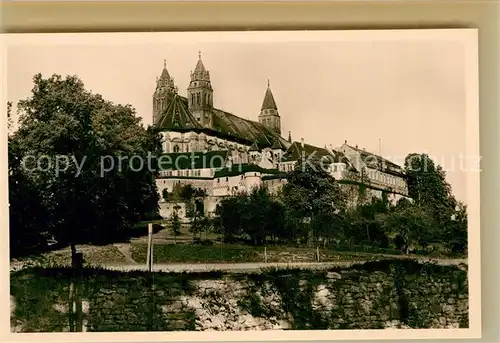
[69, 252, 84, 331]
[317, 246, 320, 262]
[264, 247, 267, 263]
[146, 223, 153, 272]
[74, 253, 83, 332]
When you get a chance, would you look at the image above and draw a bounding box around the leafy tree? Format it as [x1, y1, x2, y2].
[7, 101, 13, 133]
[170, 205, 181, 243]
[343, 196, 389, 248]
[162, 188, 169, 202]
[282, 156, 346, 245]
[10, 73, 161, 260]
[445, 201, 468, 254]
[214, 194, 245, 242]
[376, 199, 434, 254]
[404, 153, 465, 251]
[8, 136, 50, 255]
[405, 153, 455, 215]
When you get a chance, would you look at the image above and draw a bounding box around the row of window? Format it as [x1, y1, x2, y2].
[154, 98, 167, 111]
[165, 142, 247, 154]
[261, 117, 278, 127]
[190, 92, 211, 107]
[162, 169, 203, 177]
[369, 170, 403, 188]
[279, 163, 294, 172]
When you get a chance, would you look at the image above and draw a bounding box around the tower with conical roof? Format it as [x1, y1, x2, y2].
[187, 51, 214, 128]
[258, 80, 281, 135]
[153, 59, 176, 126]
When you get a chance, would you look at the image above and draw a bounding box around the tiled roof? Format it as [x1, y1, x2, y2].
[158, 95, 202, 131]
[157, 95, 290, 150]
[345, 144, 404, 176]
[158, 150, 228, 171]
[212, 108, 289, 149]
[281, 142, 350, 164]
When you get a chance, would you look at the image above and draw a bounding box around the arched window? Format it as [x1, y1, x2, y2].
[173, 145, 180, 153]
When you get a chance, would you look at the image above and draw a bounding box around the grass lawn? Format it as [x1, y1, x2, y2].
[131, 243, 260, 264]
[130, 243, 389, 264]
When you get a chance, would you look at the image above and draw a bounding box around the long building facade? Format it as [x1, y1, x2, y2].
[153, 53, 409, 219]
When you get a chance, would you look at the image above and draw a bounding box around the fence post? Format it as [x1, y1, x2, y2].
[146, 223, 153, 272]
[264, 246, 267, 263]
[317, 246, 320, 262]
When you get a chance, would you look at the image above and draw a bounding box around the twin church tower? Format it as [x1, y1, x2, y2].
[152, 52, 282, 136]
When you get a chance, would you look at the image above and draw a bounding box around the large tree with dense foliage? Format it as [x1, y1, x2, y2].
[281, 156, 346, 244]
[214, 187, 286, 245]
[404, 153, 466, 251]
[9, 73, 161, 258]
[376, 199, 434, 254]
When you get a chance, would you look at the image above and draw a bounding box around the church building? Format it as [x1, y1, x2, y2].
[152, 53, 409, 219]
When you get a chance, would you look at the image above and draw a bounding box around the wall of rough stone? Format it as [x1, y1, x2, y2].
[10, 259, 468, 332]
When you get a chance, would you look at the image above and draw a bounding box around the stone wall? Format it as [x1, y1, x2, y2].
[10, 259, 468, 332]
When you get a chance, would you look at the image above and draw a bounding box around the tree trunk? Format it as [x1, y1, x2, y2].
[71, 243, 77, 267]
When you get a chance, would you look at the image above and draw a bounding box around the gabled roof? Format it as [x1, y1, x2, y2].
[344, 144, 404, 176]
[158, 150, 228, 171]
[249, 141, 260, 152]
[271, 140, 282, 150]
[281, 141, 349, 164]
[158, 94, 202, 131]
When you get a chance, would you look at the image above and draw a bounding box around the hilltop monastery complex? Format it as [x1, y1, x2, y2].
[152, 53, 409, 219]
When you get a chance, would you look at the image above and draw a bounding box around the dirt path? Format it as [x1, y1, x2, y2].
[113, 243, 138, 265]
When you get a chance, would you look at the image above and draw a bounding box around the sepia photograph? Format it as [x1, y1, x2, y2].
[2, 29, 480, 340]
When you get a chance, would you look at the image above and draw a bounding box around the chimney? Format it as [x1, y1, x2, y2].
[301, 138, 305, 148]
[344, 140, 347, 144]
[355, 144, 358, 149]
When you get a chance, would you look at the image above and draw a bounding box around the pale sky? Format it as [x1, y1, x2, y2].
[6, 32, 473, 203]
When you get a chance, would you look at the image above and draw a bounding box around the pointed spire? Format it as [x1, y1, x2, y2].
[195, 52, 206, 73]
[160, 59, 171, 80]
[191, 50, 210, 81]
[261, 81, 278, 110]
